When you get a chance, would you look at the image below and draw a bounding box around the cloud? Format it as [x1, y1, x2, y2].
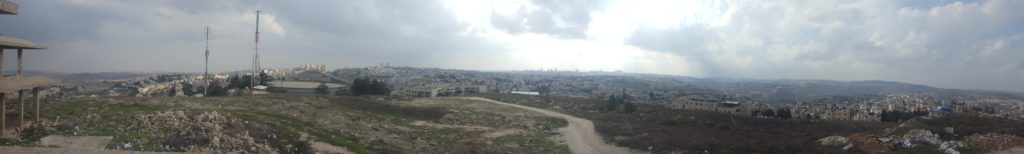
[619, 0, 1024, 92]
[1, 0, 1022, 92]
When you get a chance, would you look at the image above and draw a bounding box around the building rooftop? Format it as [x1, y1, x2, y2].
[0, 76, 59, 93]
[0, 0, 17, 15]
[0, 36, 45, 49]
[269, 81, 345, 89]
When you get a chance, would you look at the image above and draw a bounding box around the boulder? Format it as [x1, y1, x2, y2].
[818, 136, 850, 147]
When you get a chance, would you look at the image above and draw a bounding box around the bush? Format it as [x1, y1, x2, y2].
[315, 82, 330, 95]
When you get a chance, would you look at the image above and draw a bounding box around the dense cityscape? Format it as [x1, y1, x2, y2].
[50, 64, 1024, 123]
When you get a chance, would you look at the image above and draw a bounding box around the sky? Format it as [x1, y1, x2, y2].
[1, 0, 1023, 92]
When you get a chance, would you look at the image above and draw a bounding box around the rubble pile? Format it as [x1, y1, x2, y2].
[132, 111, 274, 153]
[821, 129, 966, 154]
[963, 133, 1024, 151]
[903, 129, 941, 145]
[848, 134, 887, 153]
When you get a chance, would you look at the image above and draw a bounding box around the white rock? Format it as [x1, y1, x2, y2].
[817, 136, 849, 147]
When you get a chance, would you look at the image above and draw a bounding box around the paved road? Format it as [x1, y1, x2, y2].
[457, 97, 639, 154]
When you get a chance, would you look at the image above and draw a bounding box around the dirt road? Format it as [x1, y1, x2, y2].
[457, 97, 639, 154]
[0, 135, 177, 154]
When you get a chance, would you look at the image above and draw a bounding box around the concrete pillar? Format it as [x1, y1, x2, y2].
[0, 49, 4, 77]
[18, 89, 23, 127]
[1, 93, 5, 130]
[33, 87, 40, 123]
[17, 49, 23, 77]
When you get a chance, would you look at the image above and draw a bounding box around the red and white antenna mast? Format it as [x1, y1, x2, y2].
[252, 11, 261, 89]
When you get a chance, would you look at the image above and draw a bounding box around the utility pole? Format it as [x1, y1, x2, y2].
[204, 26, 210, 96]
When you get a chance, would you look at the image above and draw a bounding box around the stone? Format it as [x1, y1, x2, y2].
[903, 129, 941, 145]
[818, 136, 849, 147]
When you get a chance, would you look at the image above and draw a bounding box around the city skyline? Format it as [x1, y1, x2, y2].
[1, 0, 1023, 92]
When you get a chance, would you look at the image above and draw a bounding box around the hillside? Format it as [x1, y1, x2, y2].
[1, 95, 571, 153]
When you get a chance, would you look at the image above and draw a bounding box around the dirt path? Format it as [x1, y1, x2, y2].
[0, 135, 182, 154]
[993, 146, 1024, 154]
[456, 97, 639, 154]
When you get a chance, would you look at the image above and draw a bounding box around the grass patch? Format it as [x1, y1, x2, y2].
[230, 110, 374, 154]
[329, 97, 449, 121]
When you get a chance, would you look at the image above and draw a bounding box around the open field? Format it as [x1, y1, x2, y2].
[477, 93, 1024, 154]
[457, 97, 638, 154]
[477, 93, 907, 153]
[0, 94, 570, 153]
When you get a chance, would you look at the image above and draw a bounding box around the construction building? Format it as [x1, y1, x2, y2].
[0, 0, 59, 137]
[400, 84, 486, 97]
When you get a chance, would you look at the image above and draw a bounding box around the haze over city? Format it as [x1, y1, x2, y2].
[3, 0, 1024, 92]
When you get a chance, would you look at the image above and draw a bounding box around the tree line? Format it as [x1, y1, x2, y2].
[606, 95, 637, 113]
[206, 72, 273, 96]
[315, 77, 390, 96]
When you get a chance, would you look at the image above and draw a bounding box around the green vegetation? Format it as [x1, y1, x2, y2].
[881, 110, 929, 122]
[258, 71, 273, 86]
[350, 78, 390, 96]
[315, 81, 330, 95]
[207, 81, 229, 96]
[605, 95, 636, 113]
[231, 110, 372, 154]
[606, 95, 620, 111]
[22, 95, 567, 153]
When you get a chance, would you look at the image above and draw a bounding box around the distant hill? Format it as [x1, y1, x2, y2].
[682, 78, 1024, 104]
[4, 70, 155, 81]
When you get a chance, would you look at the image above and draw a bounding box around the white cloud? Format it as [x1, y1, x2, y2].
[5, 0, 1024, 92]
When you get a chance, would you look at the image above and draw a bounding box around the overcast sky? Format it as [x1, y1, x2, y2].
[1, 0, 1023, 92]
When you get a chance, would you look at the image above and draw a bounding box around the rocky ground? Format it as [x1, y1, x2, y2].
[479, 93, 1024, 154]
[816, 117, 1024, 154]
[0, 94, 571, 153]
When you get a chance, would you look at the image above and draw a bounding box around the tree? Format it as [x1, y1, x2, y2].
[259, 72, 273, 86]
[764, 109, 776, 117]
[606, 95, 620, 112]
[350, 77, 390, 96]
[623, 102, 636, 113]
[240, 75, 253, 89]
[351, 78, 367, 96]
[778, 108, 793, 119]
[182, 82, 196, 96]
[168, 85, 178, 96]
[228, 75, 243, 89]
[315, 81, 330, 95]
[335, 85, 349, 96]
[208, 81, 228, 96]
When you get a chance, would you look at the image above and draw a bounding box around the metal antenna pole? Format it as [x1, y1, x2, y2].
[204, 26, 210, 96]
[253, 11, 261, 89]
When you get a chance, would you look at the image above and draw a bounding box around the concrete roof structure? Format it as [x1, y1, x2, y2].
[0, 76, 58, 93]
[0, 0, 53, 131]
[0, 36, 45, 49]
[0, 0, 16, 15]
[269, 81, 346, 89]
